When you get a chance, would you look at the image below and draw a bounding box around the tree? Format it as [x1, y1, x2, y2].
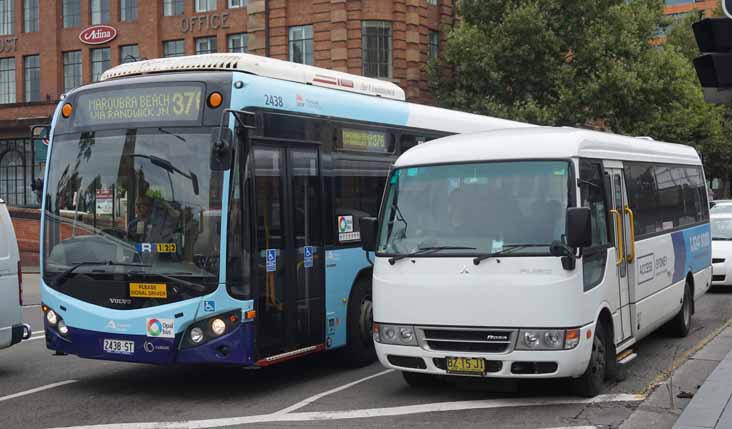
[431, 0, 722, 156]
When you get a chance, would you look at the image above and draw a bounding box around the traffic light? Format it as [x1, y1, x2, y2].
[693, 18, 732, 104]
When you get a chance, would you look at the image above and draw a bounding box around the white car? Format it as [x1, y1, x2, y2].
[0, 198, 30, 350]
[712, 213, 732, 287]
[711, 202, 732, 215]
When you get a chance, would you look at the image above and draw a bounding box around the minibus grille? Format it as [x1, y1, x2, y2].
[417, 327, 515, 354]
[713, 258, 725, 264]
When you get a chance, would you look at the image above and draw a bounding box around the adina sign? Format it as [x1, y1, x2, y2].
[79, 25, 117, 45]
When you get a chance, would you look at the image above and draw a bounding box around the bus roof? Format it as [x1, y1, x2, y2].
[395, 127, 702, 167]
[100, 53, 407, 101]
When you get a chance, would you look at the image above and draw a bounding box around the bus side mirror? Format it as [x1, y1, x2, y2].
[360, 217, 378, 252]
[210, 127, 233, 171]
[566, 207, 592, 248]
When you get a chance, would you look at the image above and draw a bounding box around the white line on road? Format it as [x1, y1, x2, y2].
[25, 334, 45, 342]
[274, 368, 394, 414]
[50, 393, 643, 429]
[0, 380, 77, 404]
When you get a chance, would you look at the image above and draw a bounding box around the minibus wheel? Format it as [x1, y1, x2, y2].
[669, 281, 692, 338]
[572, 322, 608, 397]
[340, 277, 376, 367]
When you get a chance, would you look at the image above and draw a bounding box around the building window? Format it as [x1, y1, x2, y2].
[195, 36, 217, 54]
[289, 25, 313, 65]
[163, 0, 184, 16]
[23, 0, 39, 33]
[0, 149, 26, 207]
[120, 0, 137, 22]
[120, 44, 139, 63]
[91, 0, 110, 25]
[195, 0, 216, 13]
[362, 21, 392, 79]
[228, 0, 246, 8]
[426, 0, 437, 5]
[0, 57, 15, 104]
[163, 39, 185, 57]
[91, 47, 110, 82]
[23, 55, 39, 102]
[228, 33, 248, 53]
[0, 0, 14, 36]
[63, 0, 80, 28]
[63, 51, 82, 92]
[429, 31, 439, 60]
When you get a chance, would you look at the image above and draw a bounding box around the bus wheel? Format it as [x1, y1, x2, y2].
[340, 277, 376, 368]
[402, 371, 440, 388]
[572, 323, 608, 397]
[669, 281, 692, 338]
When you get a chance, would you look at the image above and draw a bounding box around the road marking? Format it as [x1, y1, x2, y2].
[539, 427, 597, 429]
[50, 393, 643, 429]
[23, 304, 41, 308]
[275, 368, 394, 414]
[25, 334, 45, 342]
[0, 380, 77, 404]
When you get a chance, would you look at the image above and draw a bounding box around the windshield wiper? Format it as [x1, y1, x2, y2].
[388, 246, 477, 265]
[472, 244, 544, 265]
[127, 271, 209, 293]
[54, 261, 151, 288]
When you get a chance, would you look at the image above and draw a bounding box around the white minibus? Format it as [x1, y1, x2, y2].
[360, 127, 712, 396]
[0, 199, 31, 350]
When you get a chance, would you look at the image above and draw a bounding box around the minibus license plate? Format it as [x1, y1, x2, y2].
[446, 357, 485, 375]
[103, 339, 134, 355]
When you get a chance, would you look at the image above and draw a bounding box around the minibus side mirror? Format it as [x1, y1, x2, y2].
[210, 127, 233, 171]
[566, 207, 592, 248]
[360, 217, 379, 252]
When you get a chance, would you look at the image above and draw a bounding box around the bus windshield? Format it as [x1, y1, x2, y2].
[377, 160, 570, 256]
[43, 127, 223, 300]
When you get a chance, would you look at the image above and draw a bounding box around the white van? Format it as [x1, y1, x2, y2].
[0, 198, 31, 350]
[361, 127, 712, 396]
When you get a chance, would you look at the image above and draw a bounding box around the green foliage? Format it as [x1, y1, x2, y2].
[431, 0, 730, 181]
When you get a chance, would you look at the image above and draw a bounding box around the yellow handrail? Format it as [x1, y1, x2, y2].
[610, 209, 623, 266]
[624, 206, 636, 263]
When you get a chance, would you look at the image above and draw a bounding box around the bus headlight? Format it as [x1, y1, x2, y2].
[516, 328, 579, 350]
[190, 327, 205, 344]
[211, 318, 226, 336]
[46, 309, 58, 326]
[375, 324, 418, 346]
[57, 320, 69, 336]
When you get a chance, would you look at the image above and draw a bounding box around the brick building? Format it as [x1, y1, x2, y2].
[0, 0, 456, 268]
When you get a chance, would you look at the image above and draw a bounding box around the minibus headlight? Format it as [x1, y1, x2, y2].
[516, 328, 578, 351]
[376, 324, 418, 346]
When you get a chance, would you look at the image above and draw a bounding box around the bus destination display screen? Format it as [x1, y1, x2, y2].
[340, 128, 391, 153]
[74, 84, 204, 128]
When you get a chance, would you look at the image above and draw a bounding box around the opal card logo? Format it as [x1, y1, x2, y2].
[146, 318, 174, 338]
[338, 215, 353, 233]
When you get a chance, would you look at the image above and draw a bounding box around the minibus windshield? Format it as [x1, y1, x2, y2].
[378, 160, 571, 256]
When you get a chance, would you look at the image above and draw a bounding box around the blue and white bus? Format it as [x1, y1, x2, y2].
[39, 53, 529, 367]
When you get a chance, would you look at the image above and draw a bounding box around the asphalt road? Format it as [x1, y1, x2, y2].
[2, 276, 732, 429]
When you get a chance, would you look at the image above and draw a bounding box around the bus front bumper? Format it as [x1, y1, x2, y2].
[375, 325, 595, 379]
[45, 321, 256, 366]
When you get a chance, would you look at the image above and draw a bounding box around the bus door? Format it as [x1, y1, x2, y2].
[253, 145, 325, 360]
[607, 167, 633, 342]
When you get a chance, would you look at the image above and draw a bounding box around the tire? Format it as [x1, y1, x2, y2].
[402, 371, 440, 388]
[572, 322, 609, 397]
[339, 276, 376, 368]
[669, 281, 692, 338]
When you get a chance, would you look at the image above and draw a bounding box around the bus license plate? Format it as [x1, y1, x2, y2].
[446, 357, 485, 375]
[103, 339, 135, 355]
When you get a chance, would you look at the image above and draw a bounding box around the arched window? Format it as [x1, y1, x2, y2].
[0, 149, 26, 206]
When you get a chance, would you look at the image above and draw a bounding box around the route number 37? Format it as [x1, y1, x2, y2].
[172, 91, 201, 115]
[265, 94, 284, 107]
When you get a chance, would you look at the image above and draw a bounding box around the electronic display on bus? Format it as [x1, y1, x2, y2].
[74, 84, 204, 127]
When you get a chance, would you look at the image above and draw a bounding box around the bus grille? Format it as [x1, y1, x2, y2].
[417, 327, 516, 354]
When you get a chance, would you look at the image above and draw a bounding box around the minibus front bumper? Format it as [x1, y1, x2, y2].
[375, 323, 595, 379]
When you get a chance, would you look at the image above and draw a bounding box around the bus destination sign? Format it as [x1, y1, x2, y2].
[340, 128, 390, 153]
[74, 85, 204, 128]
